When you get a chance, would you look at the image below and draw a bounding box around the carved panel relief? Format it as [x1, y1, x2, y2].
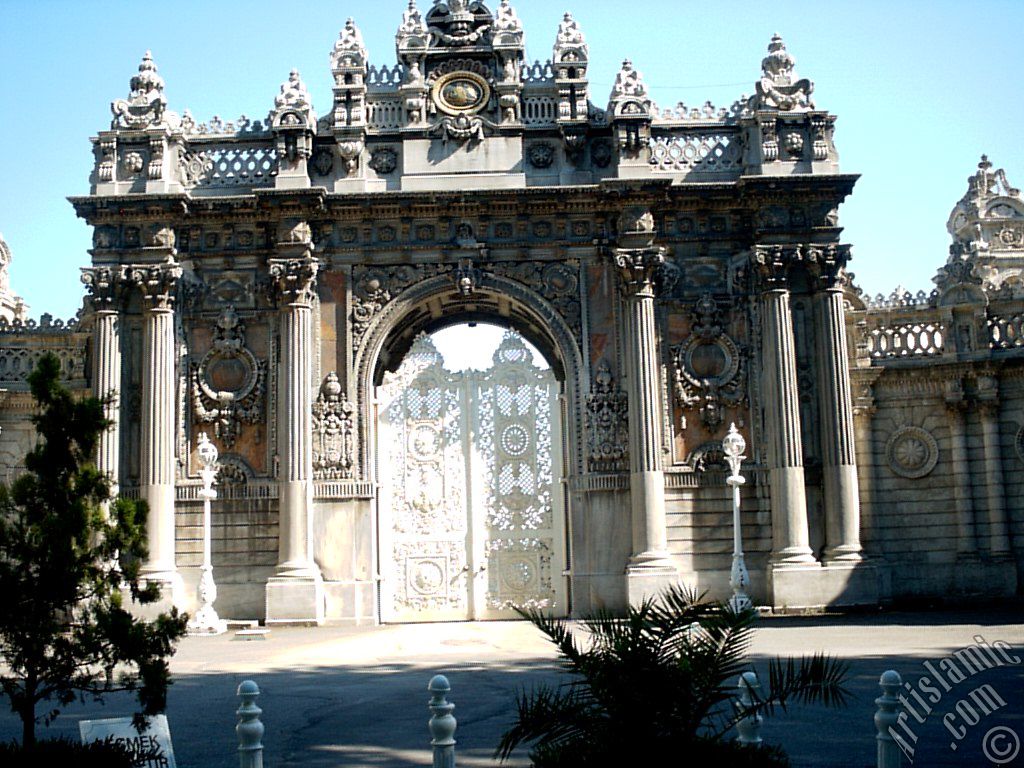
[190, 306, 267, 448]
[312, 372, 355, 479]
[671, 294, 746, 431]
[585, 361, 628, 472]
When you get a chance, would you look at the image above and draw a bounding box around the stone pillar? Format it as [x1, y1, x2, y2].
[944, 384, 977, 559]
[129, 261, 184, 598]
[977, 387, 1011, 558]
[82, 266, 126, 501]
[812, 266, 863, 562]
[612, 208, 676, 603]
[752, 248, 815, 566]
[265, 236, 324, 624]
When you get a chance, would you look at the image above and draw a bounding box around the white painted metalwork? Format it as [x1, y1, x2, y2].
[187, 432, 227, 635]
[377, 331, 566, 622]
[722, 423, 752, 613]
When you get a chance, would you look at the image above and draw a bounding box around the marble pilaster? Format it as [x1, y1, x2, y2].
[944, 387, 977, 559]
[978, 395, 1011, 558]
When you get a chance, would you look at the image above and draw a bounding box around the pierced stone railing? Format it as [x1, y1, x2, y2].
[651, 99, 750, 124]
[367, 63, 405, 89]
[521, 60, 554, 83]
[178, 139, 278, 189]
[863, 288, 938, 310]
[866, 320, 945, 359]
[367, 96, 404, 132]
[648, 128, 743, 177]
[990, 311, 1024, 349]
[0, 313, 81, 334]
[522, 95, 558, 126]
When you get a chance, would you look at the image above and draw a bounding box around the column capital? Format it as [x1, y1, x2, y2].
[268, 256, 319, 306]
[806, 243, 852, 291]
[81, 265, 128, 311]
[613, 247, 666, 298]
[750, 243, 851, 292]
[128, 260, 182, 311]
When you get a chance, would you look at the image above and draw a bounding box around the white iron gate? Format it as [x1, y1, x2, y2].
[377, 331, 567, 622]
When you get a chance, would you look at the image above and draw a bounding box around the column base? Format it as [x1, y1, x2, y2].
[823, 544, 864, 563]
[625, 561, 678, 606]
[265, 575, 325, 626]
[770, 546, 818, 566]
[139, 568, 185, 608]
[767, 561, 880, 610]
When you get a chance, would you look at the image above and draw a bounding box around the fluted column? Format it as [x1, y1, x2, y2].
[944, 385, 977, 558]
[811, 253, 863, 562]
[129, 262, 183, 589]
[978, 390, 1011, 558]
[82, 266, 126, 503]
[612, 207, 676, 601]
[751, 246, 815, 565]
[265, 235, 324, 624]
[271, 256, 319, 578]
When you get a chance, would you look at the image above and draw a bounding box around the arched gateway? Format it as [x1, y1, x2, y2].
[68, 0, 892, 624]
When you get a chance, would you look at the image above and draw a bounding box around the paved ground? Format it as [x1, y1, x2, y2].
[1, 608, 1022, 766]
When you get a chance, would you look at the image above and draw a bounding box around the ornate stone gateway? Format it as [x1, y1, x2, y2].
[378, 331, 566, 622]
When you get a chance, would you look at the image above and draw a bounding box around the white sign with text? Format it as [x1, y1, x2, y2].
[79, 714, 177, 768]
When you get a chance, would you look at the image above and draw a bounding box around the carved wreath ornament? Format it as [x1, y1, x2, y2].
[885, 425, 939, 479]
[191, 306, 267, 447]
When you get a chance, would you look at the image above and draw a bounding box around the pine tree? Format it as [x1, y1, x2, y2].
[0, 353, 188, 746]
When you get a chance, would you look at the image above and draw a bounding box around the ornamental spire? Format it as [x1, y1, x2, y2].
[750, 33, 814, 111]
[110, 50, 168, 129]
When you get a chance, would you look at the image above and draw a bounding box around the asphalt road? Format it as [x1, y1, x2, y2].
[1, 608, 1022, 767]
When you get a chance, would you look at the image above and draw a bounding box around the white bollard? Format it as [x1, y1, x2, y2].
[428, 674, 457, 768]
[875, 670, 903, 768]
[237, 680, 265, 768]
[735, 671, 763, 746]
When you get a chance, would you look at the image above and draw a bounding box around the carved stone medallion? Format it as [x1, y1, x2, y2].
[885, 425, 939, 479]
[432, 71, 490, 116]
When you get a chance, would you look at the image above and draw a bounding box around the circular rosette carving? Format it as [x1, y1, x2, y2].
[500, 424, 530, 457]
[432, 71, 490, 116]
[885, 426, 939, 479]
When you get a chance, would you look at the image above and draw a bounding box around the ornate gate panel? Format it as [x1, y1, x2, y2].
[378, 331, 566, 622]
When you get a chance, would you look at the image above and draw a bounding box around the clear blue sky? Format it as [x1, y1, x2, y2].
[1, 0, 1021, 319]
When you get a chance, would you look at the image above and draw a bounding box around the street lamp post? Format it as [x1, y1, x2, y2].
[722, 423, 752, 612]
[188, 432, 227, 635]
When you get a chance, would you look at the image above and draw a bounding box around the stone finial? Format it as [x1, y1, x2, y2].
[611, 59, 646, 100]
[398, 0, 427, 36]
[332, 17, 368, 69]
[875, 670, 903, 768]
[751, 34, 814, 111]
[111, 51, 169, 129]
[607, 59, 651, 119]
[946, 156, 1024, 262]
[270, 69, 316, 129]
[493, 0, 524, 46]
[0, 233, 28, 323]
[556, 11, 585, 46]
